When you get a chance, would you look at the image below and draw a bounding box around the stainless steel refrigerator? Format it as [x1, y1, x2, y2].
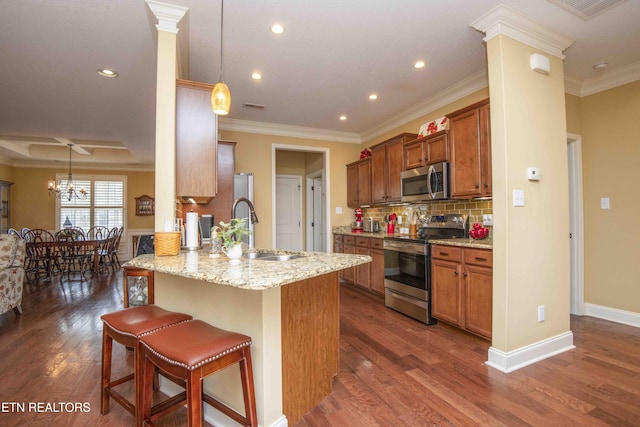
[233, 172, 254, 248]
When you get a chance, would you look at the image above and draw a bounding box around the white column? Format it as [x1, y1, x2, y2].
[146, 0, 188, 232]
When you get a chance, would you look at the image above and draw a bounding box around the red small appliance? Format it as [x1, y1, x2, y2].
[352, 208, 364, 232]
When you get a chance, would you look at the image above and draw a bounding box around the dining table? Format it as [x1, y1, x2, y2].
[25, 238, 105, 279]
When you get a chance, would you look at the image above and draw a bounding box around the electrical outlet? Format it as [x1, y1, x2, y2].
[482, 214, 493, 226]
[538, 305, 545, 322]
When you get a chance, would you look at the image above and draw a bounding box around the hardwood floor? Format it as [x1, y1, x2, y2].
[1, 274, 639, 426]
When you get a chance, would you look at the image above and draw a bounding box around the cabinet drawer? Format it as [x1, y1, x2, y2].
[464, 249, 492, 267]
[333, 234, 343, 244]
[356, 237, 370, 248]
[370, 238, 383, 249]
[431, 245, 461, 261]
[343, 235, 356, 245]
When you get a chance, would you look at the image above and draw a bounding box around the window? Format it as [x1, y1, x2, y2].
[56, 175, 127, 233]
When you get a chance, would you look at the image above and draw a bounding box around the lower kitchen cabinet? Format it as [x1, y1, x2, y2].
[431, 244, 492, 340]
[333, 234, 384, 295]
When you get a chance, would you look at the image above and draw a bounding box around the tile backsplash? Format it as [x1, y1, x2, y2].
[362, 199, 492, 227]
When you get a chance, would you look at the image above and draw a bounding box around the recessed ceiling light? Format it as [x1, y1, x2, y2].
[593, 61, 608, 72]
[339, 115, 347, 121]
[414, 61, 425, 69]
[98, 68, 118, 78]
[270, 24, 285, 34]
[251, 72, 262, 80]
[369, 94, 378, 100]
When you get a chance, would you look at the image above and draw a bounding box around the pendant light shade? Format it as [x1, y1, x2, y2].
[212, 0, 230, 115]
[211, 81, 231, 115]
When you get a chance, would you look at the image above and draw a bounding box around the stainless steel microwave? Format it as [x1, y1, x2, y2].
[400, 162, 449, 202]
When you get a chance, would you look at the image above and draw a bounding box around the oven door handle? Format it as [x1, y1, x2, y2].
[386, 289, 425, 306]
[427, 164, 435, 199]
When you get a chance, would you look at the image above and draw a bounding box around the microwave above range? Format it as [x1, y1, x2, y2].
[400, 162, 449, 202]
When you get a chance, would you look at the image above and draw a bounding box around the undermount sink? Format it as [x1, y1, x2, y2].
[243, 251, 304, 261]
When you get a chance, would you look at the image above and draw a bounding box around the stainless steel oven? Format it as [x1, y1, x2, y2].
[383, 214, 468, 325]
[400, 162, 449, 202]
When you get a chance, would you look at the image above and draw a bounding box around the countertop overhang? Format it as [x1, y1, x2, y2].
[124, 249, 371, 290]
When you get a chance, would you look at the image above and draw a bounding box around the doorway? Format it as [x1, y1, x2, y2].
[272, 145, 330, 252]
[567, 134, 585, 315]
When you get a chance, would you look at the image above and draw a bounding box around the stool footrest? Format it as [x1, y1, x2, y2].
[108, 389, 136, 415]
[203, 392, 251, 426]
[109, 373, 135, 388]
[150, 391, 187, 418]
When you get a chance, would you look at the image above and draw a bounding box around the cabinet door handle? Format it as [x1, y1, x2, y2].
[454, 271, 459, 275]
[463, 272, 468, 277]
[484, 183, 489, 188]
[439, 252, 448, 256]
[475, 184, 480, 188]
[475, 257, 487, 262]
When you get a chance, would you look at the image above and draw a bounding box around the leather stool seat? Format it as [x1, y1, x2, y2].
[101, 305, 192, 426]
[140, 320, 258, 427]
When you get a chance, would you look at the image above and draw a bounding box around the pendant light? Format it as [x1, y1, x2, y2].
[211, 0, 231, 115]
[47, 143, 88, 202]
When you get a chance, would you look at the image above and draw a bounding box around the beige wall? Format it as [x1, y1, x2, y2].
[579, 80, 640, 313]
[222, 130, 362, 248]
[10, 166, 154, 231]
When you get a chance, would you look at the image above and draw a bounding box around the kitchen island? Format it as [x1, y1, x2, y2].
[125, 249, 371, 427]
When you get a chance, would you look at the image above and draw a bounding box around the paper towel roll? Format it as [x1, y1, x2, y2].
[186, 212, 199, 249]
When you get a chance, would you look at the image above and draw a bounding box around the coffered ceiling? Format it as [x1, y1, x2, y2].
[0, 0, 638, 169]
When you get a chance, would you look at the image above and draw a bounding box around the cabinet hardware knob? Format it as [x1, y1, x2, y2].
[454, 271, 459, 275]
[484, 183, 489, 188]
[463, 272, 468, 277]
[475, 184, 480, 188]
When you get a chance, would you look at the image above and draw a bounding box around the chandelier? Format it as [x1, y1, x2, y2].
[48, 143, 87, 201]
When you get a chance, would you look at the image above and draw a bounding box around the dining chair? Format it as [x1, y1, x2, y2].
[97, 227, 119, 273]
[23, 229, 57, 281]
[88, 225, 109, 241]
[8, 228, 22, 239]
[55, 229, 93, 280]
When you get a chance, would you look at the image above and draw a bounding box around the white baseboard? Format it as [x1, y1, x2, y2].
[486, 331, 575, 373]
[584, 303, 640, 328]
[159, 377, 288, 427]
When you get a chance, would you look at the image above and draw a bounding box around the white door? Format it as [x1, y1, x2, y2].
[567, 136, 585, 315]
[276, 176, 302, 250]
[312, 176, 324, 251]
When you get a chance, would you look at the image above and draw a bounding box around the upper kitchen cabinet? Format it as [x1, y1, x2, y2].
[371, 133, 417, 204]
[176, 80, 218, 199]
[448, 99, 491, 198]
[403, 131, 448, 170]
[346, 158, 371, 208]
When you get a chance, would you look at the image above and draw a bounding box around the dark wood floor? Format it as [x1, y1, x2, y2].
[1, 274, 639, 427]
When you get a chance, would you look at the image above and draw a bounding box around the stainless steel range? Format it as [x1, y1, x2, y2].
[383, 214, 468, 324]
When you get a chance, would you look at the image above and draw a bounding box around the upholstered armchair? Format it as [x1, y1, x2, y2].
[0, 234, 26, 316]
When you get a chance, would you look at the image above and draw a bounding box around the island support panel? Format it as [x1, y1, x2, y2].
[281, 271, 340, 423]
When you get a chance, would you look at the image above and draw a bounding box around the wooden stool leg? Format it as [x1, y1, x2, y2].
[187, 371, 203, 427]
[141, 354, 155, 426]
[101, 328, 113, 414]
[240, 348, 258, 427]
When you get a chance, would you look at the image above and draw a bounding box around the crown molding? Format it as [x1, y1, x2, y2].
[579, 60, 640, 96]
[9, 160, 154, 172]
[563, 76, 583, 97]
[218, 118, 362, 144]
[145, 0, 188, 34]
[361, 70, 489, 143]
[470, 4, 574, 59]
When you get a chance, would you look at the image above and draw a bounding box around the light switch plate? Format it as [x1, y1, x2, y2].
[527, 167, 541, 181]
[513, 190, 525, 207]
[600, 198, 610, 209]
[336, 207, 343, 214]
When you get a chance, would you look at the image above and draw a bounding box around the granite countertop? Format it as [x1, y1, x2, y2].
[333, 226, 493, 249]
[124, 248, 371, 290]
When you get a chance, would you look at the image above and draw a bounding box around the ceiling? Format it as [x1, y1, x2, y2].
[1, 0, 639, 169]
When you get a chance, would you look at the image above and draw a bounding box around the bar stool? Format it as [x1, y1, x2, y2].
[139, 320, 258, 427]
[101, 305, 192, 425]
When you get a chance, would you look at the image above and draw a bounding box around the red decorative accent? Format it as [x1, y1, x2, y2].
[359, 148, 372, 159]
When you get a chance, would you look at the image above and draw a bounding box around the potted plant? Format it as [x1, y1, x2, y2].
[212, 218, 250, 261]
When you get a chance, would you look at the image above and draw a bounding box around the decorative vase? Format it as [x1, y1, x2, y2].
[222, 243, 243, 263]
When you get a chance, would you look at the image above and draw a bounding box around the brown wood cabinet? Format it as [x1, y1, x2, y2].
[431, 244, 492, 340]
[403, 131, 449, 170]
[334, 234, 384, 296]
[346, 159, 371, 207]
[448, 99, 491, 198]
[371, 133, 417, 203]
[176, 79, 218, 199]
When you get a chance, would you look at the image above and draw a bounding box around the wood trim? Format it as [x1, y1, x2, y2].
[447, 98, 490, 118]
[281, 272, 339, 424]
[176, 78, 215, 91]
